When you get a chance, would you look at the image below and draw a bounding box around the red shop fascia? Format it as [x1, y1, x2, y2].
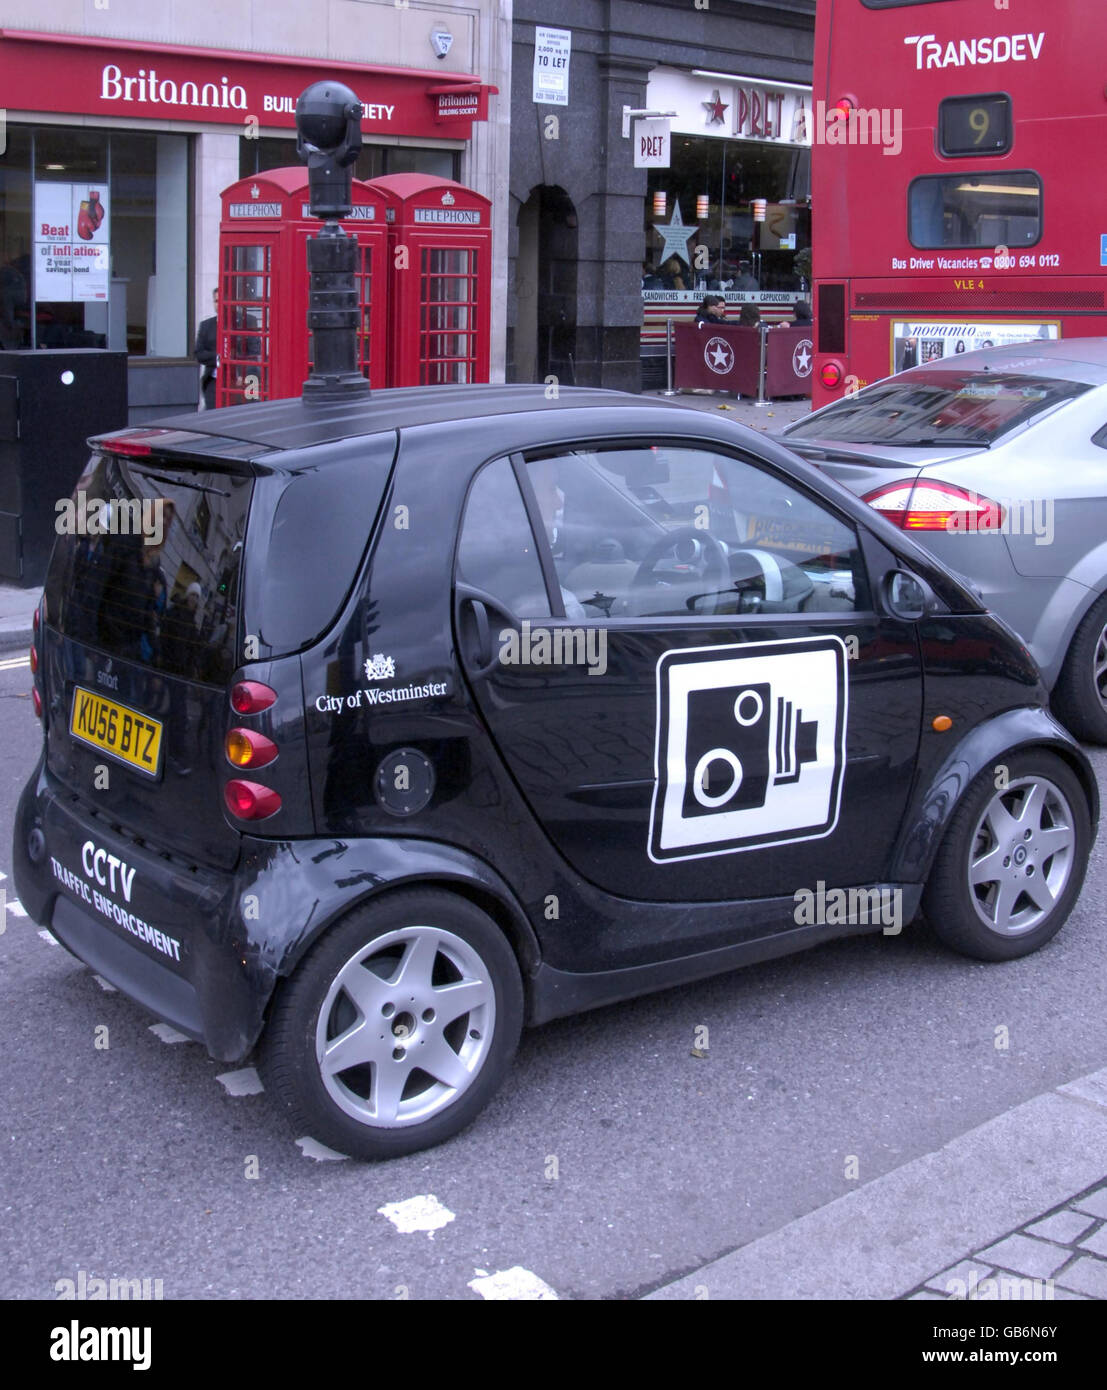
[0, 28, 497, 140]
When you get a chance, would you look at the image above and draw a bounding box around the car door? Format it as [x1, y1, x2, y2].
[454, 439, 923, 904]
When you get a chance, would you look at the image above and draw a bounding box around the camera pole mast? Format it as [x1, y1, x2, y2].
[296, 81, 372, 401]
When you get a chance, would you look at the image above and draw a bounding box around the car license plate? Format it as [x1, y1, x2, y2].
[69, 686, 163, 778]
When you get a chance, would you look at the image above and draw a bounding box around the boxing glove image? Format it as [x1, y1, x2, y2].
[77, 201, 94, 241]
[87, 191, 104, 231]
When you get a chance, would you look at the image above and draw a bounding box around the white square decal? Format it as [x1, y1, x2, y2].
[649, 636, 848, 862]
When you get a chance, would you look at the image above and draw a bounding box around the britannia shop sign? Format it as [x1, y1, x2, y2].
[0, 31, 496, 139]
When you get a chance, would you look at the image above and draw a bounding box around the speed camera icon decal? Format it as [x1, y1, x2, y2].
[649, 636, 848, 862]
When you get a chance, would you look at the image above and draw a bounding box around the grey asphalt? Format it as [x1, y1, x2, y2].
[2, 651, 1106, 1300]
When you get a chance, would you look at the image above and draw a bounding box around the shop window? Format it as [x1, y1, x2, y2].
[643, 137, 811, 295]
[0, 125, 190, 357]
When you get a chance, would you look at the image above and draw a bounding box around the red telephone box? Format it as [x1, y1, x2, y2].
[368, 174, 492, 387]
[216, 168, 388, 405]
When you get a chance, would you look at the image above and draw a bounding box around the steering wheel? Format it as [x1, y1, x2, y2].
[630, 526, 731, 613]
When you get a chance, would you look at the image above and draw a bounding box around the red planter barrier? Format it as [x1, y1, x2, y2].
[764, 323, 814, 397]
[673, 322, 762, 394]
[672, 321, 813, 397]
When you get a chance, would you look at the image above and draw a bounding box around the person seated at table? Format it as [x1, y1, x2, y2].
[791, 299, 812, 325]
[738, 302, 761, 327]
[695, 293, 727, 326]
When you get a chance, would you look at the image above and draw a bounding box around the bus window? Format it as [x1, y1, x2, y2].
[908, 172, 1041, 250]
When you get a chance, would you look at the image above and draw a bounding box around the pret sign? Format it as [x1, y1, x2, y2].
[634, 118, 671, 168]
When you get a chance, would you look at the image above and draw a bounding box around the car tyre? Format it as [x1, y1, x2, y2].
[921, 750, 1090, 962]
[261, 890, 524, 1160]
[1052, 591, 1107, 744]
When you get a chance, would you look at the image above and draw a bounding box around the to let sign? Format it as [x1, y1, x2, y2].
[533, 27, 570, 105]
[634, 118, 670, 168]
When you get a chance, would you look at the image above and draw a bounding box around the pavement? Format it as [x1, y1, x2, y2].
[0, 581, 38, 652]
[648, 1065, 1107, 1299]
[6, 385, 1105, 1300]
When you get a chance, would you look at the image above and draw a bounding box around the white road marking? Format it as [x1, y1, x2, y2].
[92, 975, 117, 993]
[149, 1023, 190, 1044]
[0, 869, 7, 881]
[215, 1067, 264, 1096]
[5, 899, 28, 917]
[468, 1267, 559, 1300]
[0, 655, 30, 670]
[38, 929, 60, 946]
[295, 1137, 349, 1162]
[378, 1194, 456, 1237]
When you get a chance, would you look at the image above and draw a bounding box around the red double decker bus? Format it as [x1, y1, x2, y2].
[811, 0, 1107, 409]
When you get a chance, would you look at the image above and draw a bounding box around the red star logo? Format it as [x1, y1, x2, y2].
[703, 90, 729, 125]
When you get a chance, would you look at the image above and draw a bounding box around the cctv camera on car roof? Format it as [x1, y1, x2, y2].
[295, 80, 370, 400]
[295, 79, 363, 221]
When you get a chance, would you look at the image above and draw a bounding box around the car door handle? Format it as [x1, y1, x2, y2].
[456, 585, 521, 679]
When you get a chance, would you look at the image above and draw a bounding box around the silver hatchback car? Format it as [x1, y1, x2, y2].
[783, 339, 1107, 743]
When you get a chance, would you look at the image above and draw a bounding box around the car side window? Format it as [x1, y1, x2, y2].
[525, 446, 869, 619]
[456, 456, 551, 617]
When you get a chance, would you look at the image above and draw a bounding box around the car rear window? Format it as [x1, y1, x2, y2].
[787, 372, 1091, 446]
[45, 452, 252, 685]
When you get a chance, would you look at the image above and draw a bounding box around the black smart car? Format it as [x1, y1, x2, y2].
[13, 386, 1098, 1159]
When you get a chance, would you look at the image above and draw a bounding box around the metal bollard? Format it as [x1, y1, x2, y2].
[755, 323, 769, 407]
[664, 317, 677, 395]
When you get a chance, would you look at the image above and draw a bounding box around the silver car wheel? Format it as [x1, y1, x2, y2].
[1093, 624, 1107, 710]
[315, 925, 496, 1128]
[967, 776, 1077, 936]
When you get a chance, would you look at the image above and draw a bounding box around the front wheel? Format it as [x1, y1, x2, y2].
[261, 890, 524, 1160]
[921, 750, 1091, 962]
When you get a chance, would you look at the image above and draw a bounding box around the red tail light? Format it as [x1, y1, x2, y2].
[32, 605, 40, 635]
[863, 480, 1006, 532]
[225, 728, 278, 769]
[32, 687, 42, 719]
[224, 780, 282, 820]
[820, 362, 842, 389]
[231, 681, 277, 714]
[29, 644, 37, 675]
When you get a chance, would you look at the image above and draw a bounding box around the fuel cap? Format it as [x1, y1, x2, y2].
[374, 747, 435, 817]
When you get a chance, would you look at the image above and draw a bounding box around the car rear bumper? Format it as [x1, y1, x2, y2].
[11, 759, 274, 1062]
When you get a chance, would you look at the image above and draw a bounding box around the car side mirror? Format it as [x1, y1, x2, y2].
[883, 568, 937, 621]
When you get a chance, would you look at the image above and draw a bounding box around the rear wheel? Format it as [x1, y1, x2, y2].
[261, 890, 523, 1159]
[1052, 590, 1107, 744]
[921, 750, 1090, 962]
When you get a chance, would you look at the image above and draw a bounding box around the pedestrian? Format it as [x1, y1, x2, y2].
[194, 288, 218, 410]
[695, 293, 727, 326]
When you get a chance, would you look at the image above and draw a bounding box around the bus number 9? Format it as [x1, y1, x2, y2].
[969, 108, 989, 145]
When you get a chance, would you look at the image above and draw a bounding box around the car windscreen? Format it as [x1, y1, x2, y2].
[45, 452, 252, 685]
[787, 372, 1091, 446]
